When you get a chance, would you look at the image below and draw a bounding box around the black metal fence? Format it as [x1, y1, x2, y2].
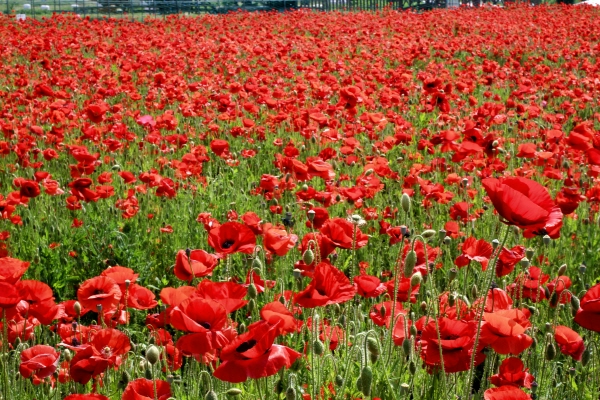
[6, 0, 449, 20]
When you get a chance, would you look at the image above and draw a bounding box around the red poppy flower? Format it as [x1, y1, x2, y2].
[385, 277, 420, 303]
[495, 245, 525, 278]
[319, 218, 368, 249]
[554, 325, 585, 361]
[454, 237, 493, 270]
[213, 320, 301, 383]
[482, 177, 563, 238]
[174, 249, 219, 282]
[420, 317, 485, 373]
[195, 279, 248, 313]
[18, 180, 41, 198]
[125, 284, 158, 310]
[369, 301, 406, 327]
[354, 275, 386, 298]
[484, 386, 531, 400]
[77, 276, 122, 313]
[263, 224, 298, 256]
[574, 282, 600, 332]
[260, 301, 299, 335]
[507, 267, 549, 303]
[122, 378, 172, 400]
[208, 221, 256, 255]
[546, 276, 572, 307]
[19, 345, 60, 383]
[0, 257, 29, 284]
[0, 281, 21, 309]
[490, 357, 534, 389]
[16, 280, 61, 325]
[294, 262, 356, 308]
[64, 395, 109, 400]
[392, 314, 413, 346]
[479, 309, 533, 355]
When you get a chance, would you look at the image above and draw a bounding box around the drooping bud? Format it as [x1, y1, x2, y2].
[545, 340, 556, 361]
[359, 366, 373, 397]
[404, 250, 417, 277]
[557, 264, 567, 276]
[247, 284, 258, 299]
[367, 337, 380, 356]
[421, 229, 436, 239]
[251, 257, 263, 270]
[409, 360, 417, 374]
[410, 272, 422, 288]
[379, 304, 386, 318]
[226, 388, 243, 397]
[146, 345, 160, 365]
[335, 375, 344, 387]
[410, 325, 418, 337]
[313, 340, 324, 356]
[402, 338, 411, 356]
[205, 390, 218, 400]
[285, 387, 297, 400]
[401, 193, 411, 213]
[247, 299, 256, 313]
[570, 295, 580, 312]
[302, 249, 315, 265]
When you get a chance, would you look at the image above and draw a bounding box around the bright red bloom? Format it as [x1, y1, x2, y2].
[554, 325, 585, 361]
[490, 357, 534, 389]
[479, 309, 533, 355]
[77, 276, 122, 313]
[174, 249, 219, 282]
[507, 266, 549, 303]
[294, 262, 356, 308]
[17, 280, 61, 324]
[319, 218, 368, 249]
[369, 301, 406, 327]
[260, 301, 299, 335]
[385, 277, 420, 303]
[125, 284, 158, 310]
[19, 345, 60, 383]
[354, 275, 386, 298]
[574, 282, 600, 333]
[420, 317, 485, 373]
[482, 177, 563, 238]
[484, 386, 532, 400]
[208, 221, 256, 255]
[18, 180, 41, 198]
[263, 224, 298, 256]
[213, 321, 301, 383]
[122, 378, 172, 400]
[0, 257, 29, 284]
[0, 281, 21, 309]
[454, 237, 493, 270]
[195, 279, 248, 313]
[546, 276, 572, 307]
[495, 245, 525, 278]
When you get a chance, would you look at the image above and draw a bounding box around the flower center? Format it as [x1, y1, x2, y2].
[221, 240, 235, 249]
[235, 339, 256, 353]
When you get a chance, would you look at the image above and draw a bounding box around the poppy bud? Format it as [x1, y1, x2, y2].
[379, 305, 386, 318]
[205, 390, 218, 400]
[370, 352, 379, 364]
[355, 377, 363, 393]
[285, 387, 297, 400]
[526, 247, 535, 260]
[448, 293, 456, 307]
[448, 268, 457, 283]
[73, 301, 81, 316]
[545, 341, 556, 361]
[443, 236, 451, 245]
[247, 299, 256, 313]
[402, 338, 411, 356]
[239, 323, 246, 333]
[279, 296, 286, 305]
[252, 257, 263, 270]
[366, 337, 380, 356]
[543, 235, 551, 246]
[404, 250, 417, 277]
[492, 140, 499, 148]
[144, 365, 153, 379]
[313, 340, 324, 356]
[557, 264, 567, 276]
[581, 347, 591, 366]
[410, 272, 422, 288]
[335, 374, 344, 387]
[527, 305, 537, 315]
[511, 225, 520, 235]
[410, 325, 417, 337]
[335, 194, 342, 202]
[62, 349, 72, 362]
[338, 314, 346, 326]
[520, 257, 530, 268]
[360, 366, 373, 396]
[227, 388, 243, 397]
[401, 193, 411, 213]
[302, 249, 314, 265]
[549, 291, 559, 308]
[471, 284, 478, 299]
[247, 284, 258, 299]
[544, 286, 551, 301]
[365, 168, 374, 176]
[420, 301, 427, 313]
[421, 229, 436, 239]
[570, 295, 580, 312]
[112, 164, 121, 171]
[146, 345, 160, 365]
[409, 360, 417, 374]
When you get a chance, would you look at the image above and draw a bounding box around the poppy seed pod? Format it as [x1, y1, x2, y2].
[491, 239, 500, 250]
[543, 235, 551, 245]
[526, 247, 535, 260]
[146, 345, 160, 365]
[401, 193, 411, 213]
[438, 229, 446, 240]
[520, 257, 530, 268]
[443, 236, 451, 245]
[400, 383, 410, 395]
[293, 269, 302, 279]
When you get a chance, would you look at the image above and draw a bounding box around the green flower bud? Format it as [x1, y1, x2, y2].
[366, 337, 380, 356]
[360, 366, 373, 397]
[62, 349, 72, 362]
[226, 388, 242, 397]
[247, 299, 256, 312]
[401, 193, 411, 213]
[421, 229, 436, 239]
[251, 257, 263, 270]
[448, 268, 457, 282]
[404, 250, 417, 277]
[471, 284, 478, 299]
[557, 264, 567, 276]
[303, 249, 315, 265]
[146, 345, 160, 365]
[313, 340, 324, 356]
[285, 387, 297, 400]
[335, 374, 344, 387]
[144, 365, 153, 380]
[410, 272, 423, 287]
[402, 338, 411, 356]
[545, 341, 556, 361]
[247, 284, 258, 299]
[370, 352, 379, 364]
[410, 325, 418, 337]
[409, 360, 417, 374]
[205, 390, 218, 400]
[581, 347, 591, 366]
[379, 304, 387, 318]
[571, 295, 580, 312]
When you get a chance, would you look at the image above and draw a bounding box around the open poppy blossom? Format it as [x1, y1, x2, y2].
[174, 249, 219, 282]
[482, 177, 563, 238]
[574, 282, 600, 333]
[554, 325, 585, 361]
[294, 262, 356, 308]
[19, 345, 60, 383]
[77, 276, 122, 313]
[208, 221, 256, 255]
[213, 320, 300, 383]
[490, 357, 534, 389]
[122, 378, 172, 400]
[454, 237, 493, 271]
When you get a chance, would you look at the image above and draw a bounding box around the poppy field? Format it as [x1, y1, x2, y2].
[2, 4, 600, 400]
